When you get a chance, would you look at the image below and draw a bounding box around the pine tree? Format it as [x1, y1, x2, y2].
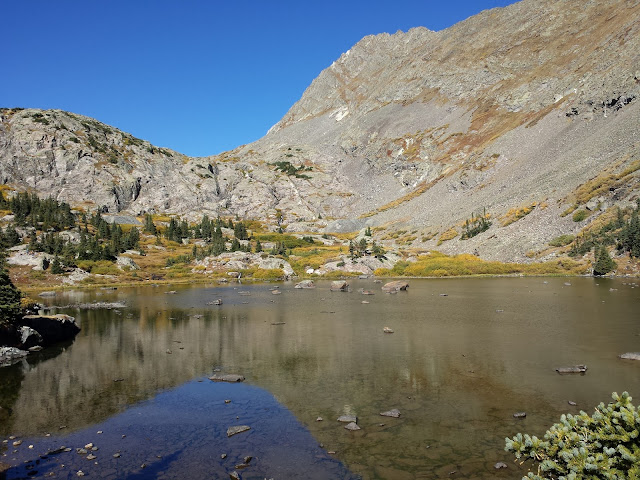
[50, 257, 64, 274]
[255, 239, 262, 253]
[593, 245, 616, 276]
[143, 214, 157, 234]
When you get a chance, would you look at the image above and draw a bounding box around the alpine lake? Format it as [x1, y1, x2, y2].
[1, 277, 639, 480]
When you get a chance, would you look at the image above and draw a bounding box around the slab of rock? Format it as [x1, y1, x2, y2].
[20, 314, 80, 346]
[555, 365, 587, 374]
[494, 462, 508, 469]
[38, 291, 57, 298]
[513, 412, 527, 418]
[337, 415, 357, 423]
[116, 256, 139, 270]
[382, 281, 409, 292]
[344, 422, 361, 431]
[0, 347, 28, 367]
[19, 326, 43, 349]
[210, 373, 245, 383]
[295, 280, 316, 289]
[330, 280, 349, 292]
[383, 327, 394, 333]
[380, 409, 401, 418]
[226, 425, 250, 437]
[619, 352, 640, 360]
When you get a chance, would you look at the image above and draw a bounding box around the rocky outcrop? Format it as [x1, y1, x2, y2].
[0, 346, 28, 367]
[194, 252, 295, 279]
[20, 314, 80, 346]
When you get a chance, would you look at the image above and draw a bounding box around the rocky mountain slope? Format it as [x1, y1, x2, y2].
[1, 0, 639, 262]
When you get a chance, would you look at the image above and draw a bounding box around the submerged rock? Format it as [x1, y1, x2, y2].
[383, 327, 394, 334]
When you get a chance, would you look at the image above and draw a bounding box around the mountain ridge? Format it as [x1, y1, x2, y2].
[1, 0, 640, 262]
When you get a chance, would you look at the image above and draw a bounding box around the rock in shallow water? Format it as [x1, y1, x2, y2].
[555, 365, 587, 374]
[619, 352, 640, 360]
[210, 374, 245, 383]
[337, 415, 357, 423]
[344, 422, 361, 431]
[226, 426, 251, 437]
[380, 409, 401, 418]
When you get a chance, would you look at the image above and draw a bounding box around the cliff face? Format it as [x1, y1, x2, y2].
[1, 0, 640, 261]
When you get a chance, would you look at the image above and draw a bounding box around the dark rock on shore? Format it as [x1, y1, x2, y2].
[20, 314, 80, 346]
[19, 326, 43, 349]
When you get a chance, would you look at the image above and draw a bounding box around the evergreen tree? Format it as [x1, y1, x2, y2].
[255, 239, 262, 253]
[365, 226, 372, 236]
[143, 214, 157, 234]
[593, 245, 616, 276]
[234, 222, 248, 240]
[50, 257, 64, 274]
[0, 257, 22, 325]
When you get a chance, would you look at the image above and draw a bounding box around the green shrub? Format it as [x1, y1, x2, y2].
[505, 391, 640, 480]
[572, 209, 589, 222]
[548, 234, 575, 247]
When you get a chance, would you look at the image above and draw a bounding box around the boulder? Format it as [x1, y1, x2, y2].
[337, 414, 357, 423]
[382, 281, 409, 292]
[0, 346, 28, 367]
[380, 409, 401, 418]
[619, 352, 640, 361]
[20, 314, 80, 346]
[344, 422, 361, 431]
[555, 365, 587, 374]
[330, 280, 349, 292]
[116, 256, 139, 270]
[226, 425, 250, 437]
[295, 280, 316, 289]
[209, 373, 245, 382]
[19, 326, 43, 349]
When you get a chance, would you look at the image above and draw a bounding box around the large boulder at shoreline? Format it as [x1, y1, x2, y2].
[20, 314, 80, 346]
[0, 346, 28, 367]
[19, 326, 43, 349]
[382, 281, 409, 292]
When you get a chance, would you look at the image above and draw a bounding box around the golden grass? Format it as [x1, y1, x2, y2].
[437, 227, 458, 245]
[500, 203, 537, 227]
[373, 251, 587, 277]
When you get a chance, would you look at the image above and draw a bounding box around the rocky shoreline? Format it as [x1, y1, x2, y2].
[0, 314, 80, 368]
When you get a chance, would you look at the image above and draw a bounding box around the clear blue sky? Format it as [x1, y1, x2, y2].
[2, 0, 517, 157]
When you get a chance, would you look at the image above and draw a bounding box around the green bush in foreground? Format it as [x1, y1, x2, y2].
[505, 391, 640, 480]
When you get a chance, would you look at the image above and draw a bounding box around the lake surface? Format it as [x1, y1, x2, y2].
[1, 277, 639, 479]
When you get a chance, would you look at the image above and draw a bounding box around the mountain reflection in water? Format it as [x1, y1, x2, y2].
[1, 278, 639, 479]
